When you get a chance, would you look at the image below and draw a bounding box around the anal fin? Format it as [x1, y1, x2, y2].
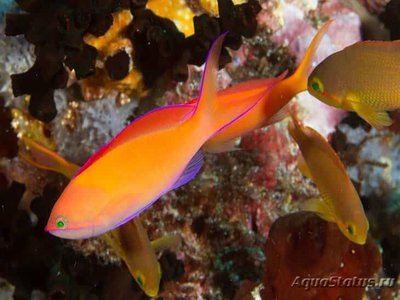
[302, 197, 336, 223]
[297, 153, 313, 180]
[151, 234, 182, 252]
[170, 150, 204, 191]
[348, 98, 392, 128]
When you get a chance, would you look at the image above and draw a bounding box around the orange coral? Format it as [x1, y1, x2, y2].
[82, 10, 146, 100]
[147, 0, 195, 36]
[199, 0, 247, 15]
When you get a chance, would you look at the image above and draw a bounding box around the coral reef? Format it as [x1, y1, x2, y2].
[5, 0, 129, 122]
[1, 0, 399, 299]
[128, 0, 262, 93]
[5, 0, 262, 121]
[81, 9, 146, 101]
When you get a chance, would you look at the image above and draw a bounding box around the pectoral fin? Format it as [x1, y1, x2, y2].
[297, 153, 313, 180]
[347, 99, 392, 128]
[169, 150, 203, 191]
[151, 234, 182, 252]
[302, 197, 336, 223]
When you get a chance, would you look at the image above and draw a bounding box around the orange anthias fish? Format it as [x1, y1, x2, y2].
[45, 33, 275, 239]
[19, 137, 181, 297]
[98, 20, 331, 154]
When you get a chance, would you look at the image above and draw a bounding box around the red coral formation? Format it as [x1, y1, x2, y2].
[262, 212, 382, 300]
[241, 126, 295, 189]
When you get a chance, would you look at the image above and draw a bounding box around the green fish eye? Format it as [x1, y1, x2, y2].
[310, 77, 324, 93]
[312, 81, 320, 92]
[347, 224, 355, 236]
[136, 275, 143, 286]
[55, 217, 66, 229]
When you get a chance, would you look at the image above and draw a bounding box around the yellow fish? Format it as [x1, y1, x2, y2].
[308, 40, 400, 128]
[288, 115, 369, 244]
[19, 136, 79, 178]
[103, 218, 161, 297]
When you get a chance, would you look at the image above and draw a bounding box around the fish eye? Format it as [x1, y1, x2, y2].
[135, 272, 145, 287]
[310, 77, 324, 93]
[55, 216, 67, 229]
[346, 223, 356, 236]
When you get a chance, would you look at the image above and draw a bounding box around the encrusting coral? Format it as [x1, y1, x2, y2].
[5, 0, 262, 121]
[5, 0, 129, 122]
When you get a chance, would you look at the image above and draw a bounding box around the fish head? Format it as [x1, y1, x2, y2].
[337, 214, 369, 245]
[133, 262, 161, 297]
[308, 61, 345, 109]
[45, 180, 111, 239]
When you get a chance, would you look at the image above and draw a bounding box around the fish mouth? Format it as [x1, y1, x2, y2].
[45, 223, 100, 240]
[310, 90, 343, 109]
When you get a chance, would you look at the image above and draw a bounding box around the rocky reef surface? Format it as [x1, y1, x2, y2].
[1, 0, 399, 299]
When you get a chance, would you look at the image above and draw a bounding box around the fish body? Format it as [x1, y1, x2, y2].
[308, 40, 400, 128]
[45, 33, 271, 239]
[288, 116, 369, 244]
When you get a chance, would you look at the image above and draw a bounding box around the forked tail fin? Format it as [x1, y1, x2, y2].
[289, 20, 333, 93]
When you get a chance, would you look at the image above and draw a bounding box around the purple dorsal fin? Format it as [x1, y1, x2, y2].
[169, 150, 204, 192]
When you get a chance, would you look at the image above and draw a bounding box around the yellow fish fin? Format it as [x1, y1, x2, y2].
[204, 137, 240, 153]
[19, 136, 79, 179]
[351, 101, 392, 128]
[302, 197, 336, 223]
[297, 153, 313, 180]
[151, 234, 182, 252]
